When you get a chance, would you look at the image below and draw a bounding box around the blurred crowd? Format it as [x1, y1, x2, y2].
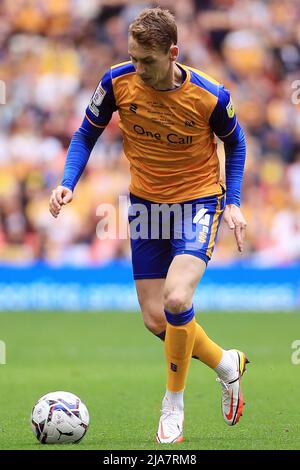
[0, 0, 300, 267]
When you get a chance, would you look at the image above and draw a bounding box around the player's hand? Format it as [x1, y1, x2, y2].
[223, 204, 247, 253]
[49, 186, 73, 218]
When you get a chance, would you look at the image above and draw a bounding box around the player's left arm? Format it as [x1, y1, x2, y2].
[209, 86, 247, 252]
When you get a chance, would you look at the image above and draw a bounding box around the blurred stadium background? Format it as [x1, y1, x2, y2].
[0, 0, 300, 312]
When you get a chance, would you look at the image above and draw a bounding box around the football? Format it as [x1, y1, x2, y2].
[31, 391, 89, 444]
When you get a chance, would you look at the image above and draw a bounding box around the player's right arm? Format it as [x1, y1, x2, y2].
[49, 68, 117, 218]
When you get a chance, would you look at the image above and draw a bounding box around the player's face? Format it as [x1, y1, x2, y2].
[128, 36, 177, 89]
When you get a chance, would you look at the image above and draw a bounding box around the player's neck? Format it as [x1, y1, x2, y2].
[152, 63, 182, 91]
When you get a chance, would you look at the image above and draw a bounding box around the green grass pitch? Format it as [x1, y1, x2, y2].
[0, 311, 299, 450]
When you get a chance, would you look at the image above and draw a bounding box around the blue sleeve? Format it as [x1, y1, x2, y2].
[209, 85, 237, 140]
[61, 68, 117, 191]
[85, 68, 117, 126]
[209, 86, 246, 207]
[224, 124, 246, 206]
[61, 119, 104, 191]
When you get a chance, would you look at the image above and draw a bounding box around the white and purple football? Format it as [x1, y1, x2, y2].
[31, 391, 89, 444]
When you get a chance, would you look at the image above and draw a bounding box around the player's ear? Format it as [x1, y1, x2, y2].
[169, 45, 179, 62]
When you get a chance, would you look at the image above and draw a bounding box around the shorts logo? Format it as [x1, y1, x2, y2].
[226, 99, 235, 118]
[92, 81, 106, 106]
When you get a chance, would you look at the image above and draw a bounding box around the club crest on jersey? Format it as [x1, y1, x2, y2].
[226, 99, 235, 118]
[92, 82, 106, 106]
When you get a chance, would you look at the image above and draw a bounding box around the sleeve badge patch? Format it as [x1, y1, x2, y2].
[92, 82, 106, 106]
[226, 99, 235, 118]
[89, 101, 100, 117]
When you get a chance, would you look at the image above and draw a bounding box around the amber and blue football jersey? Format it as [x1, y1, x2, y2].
[84, 61, 239, 204]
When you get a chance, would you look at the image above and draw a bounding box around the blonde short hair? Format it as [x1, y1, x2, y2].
[129, 7, 177, 53]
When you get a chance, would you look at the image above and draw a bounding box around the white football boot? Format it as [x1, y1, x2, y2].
[216, 349, 249, 426]
[155, 396, 184, 444]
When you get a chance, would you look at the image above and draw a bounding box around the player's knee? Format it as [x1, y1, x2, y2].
[140, 306, 166, 334]
[163, 290, 190, 314]
[143, 316, 166, 335]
